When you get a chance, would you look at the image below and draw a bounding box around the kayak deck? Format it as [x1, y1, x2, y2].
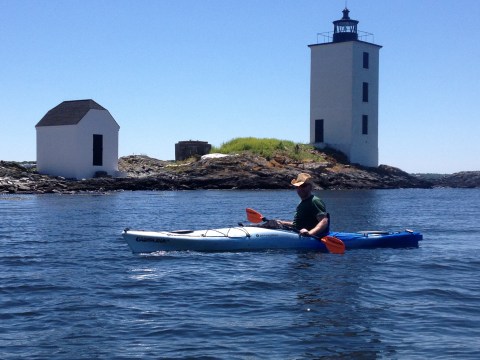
[122, 226, 422, 254]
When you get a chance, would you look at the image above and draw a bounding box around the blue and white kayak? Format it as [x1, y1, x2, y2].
[122, 226, 422, 254]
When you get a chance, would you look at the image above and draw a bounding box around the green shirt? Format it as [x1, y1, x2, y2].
[293, 195, 327, 231]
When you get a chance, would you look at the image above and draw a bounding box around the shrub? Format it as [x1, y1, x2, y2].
[211, 137, 326, 162]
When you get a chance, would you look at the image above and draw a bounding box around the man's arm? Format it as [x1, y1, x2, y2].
[299, 214, 329, 236]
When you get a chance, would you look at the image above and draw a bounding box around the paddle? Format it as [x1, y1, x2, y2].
[245, 208, 345, 254]
[246, 207, 267, 223]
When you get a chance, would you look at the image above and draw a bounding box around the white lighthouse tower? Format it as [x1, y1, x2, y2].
[309, 8, 382, 167]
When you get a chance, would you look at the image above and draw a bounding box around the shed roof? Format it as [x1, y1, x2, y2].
[36, 99, 108, 127]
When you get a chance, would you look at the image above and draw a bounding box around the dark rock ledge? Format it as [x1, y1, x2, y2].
[1, 155, 478, 194]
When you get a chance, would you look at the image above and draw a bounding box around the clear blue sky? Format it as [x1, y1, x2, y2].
[1, 0, 479, 174]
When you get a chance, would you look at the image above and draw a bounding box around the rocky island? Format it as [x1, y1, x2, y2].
[1, 147, 478, 194]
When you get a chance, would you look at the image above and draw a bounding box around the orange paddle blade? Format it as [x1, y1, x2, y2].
[321, 235, 346, 254]
[246, 208, 265, 223]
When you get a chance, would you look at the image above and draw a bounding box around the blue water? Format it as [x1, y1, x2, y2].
[0, 189, 479, 359]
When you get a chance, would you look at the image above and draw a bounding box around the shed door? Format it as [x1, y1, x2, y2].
[93, 134, 103, 166]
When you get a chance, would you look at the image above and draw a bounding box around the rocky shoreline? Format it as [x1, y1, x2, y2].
[1, 154, 479, 194]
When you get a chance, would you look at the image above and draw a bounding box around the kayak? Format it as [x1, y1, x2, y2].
[122, 226, 422, 254]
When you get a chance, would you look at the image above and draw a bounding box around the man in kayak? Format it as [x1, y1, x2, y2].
[268, 173, 330, 237]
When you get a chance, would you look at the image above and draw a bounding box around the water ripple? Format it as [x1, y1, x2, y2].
[0, 190, 479, 359]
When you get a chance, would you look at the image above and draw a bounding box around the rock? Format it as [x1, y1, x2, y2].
[0, 155, 478, 194]
[435, 171, 480, 188]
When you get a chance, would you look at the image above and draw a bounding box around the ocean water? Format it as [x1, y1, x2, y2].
[0, 189, 479, 359]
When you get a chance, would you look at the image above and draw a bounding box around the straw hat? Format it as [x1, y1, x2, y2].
[291, 173, 312, 187]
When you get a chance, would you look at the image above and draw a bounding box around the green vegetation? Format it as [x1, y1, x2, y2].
[210, 137, 326, 162]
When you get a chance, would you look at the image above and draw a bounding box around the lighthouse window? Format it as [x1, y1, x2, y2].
[362, 82, 369, 102]
[315, 119, 324, 143]
[362, 115, 368, 134]
[363, 52, 369, 69]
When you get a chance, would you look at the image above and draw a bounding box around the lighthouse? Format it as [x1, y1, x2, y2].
[309, 8, 382, 167]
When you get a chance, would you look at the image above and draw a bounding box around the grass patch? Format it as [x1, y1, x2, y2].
[211, 137, 326, 162]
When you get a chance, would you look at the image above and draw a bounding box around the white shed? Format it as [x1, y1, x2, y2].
[35, 99, 120, 179]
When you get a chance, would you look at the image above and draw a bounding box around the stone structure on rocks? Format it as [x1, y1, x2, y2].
[175, 141, 212, 161]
